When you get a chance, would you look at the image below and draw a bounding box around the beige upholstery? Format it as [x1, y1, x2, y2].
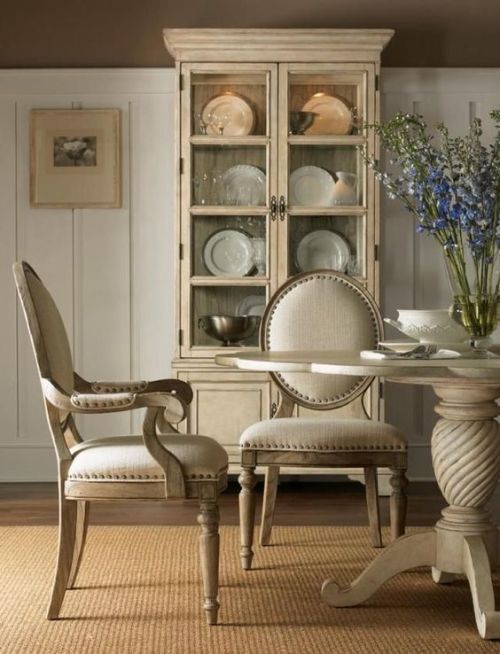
[13, 261, 225, 625]
[238, 271, 408, 568]
[69, 435, 228, 482]
[241, 418, 406, 452]
[24, 268, 74, 393]
[263, 272, 382, 409]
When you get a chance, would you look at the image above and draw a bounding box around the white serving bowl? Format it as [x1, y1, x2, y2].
[384, 309, 469, 344]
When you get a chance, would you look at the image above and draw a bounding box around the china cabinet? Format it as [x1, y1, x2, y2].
[163, 29, 393, 472]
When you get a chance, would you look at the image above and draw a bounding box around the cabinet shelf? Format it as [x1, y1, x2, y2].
[191, 205, 269, 215]
[190, 135, 269, 146]
[287, 135, 365, 146]
[287, 206, 365, 215]
[190, 276, 269, 286]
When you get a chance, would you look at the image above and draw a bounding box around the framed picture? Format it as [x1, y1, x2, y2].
[30, 108, 121, 208]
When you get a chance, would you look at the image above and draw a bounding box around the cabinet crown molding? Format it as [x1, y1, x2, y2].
[163, 28, 394, 63]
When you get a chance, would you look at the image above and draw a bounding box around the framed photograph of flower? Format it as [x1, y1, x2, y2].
[30, 108, 121, 208]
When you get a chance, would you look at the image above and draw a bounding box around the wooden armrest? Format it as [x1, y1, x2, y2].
[41, 379, 187, 423]
[73, 373, 193, 406]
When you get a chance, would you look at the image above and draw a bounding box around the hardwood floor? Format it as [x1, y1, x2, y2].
[0, 479, 466, 527]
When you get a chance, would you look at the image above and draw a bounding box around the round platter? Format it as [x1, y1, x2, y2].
[221, 164, 266, 205]
[202, 229, 254, 277]
[296, 230, 350, 273]
[302, 94, 353, 135]
[289, 166, 334, 206]
[201, 93, 255, 136]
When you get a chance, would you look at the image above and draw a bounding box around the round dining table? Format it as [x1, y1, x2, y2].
[215, 349, 500, 640]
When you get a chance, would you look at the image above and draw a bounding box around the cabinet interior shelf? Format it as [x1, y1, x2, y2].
[190, 135, 269, 146]
[190, 276, 269, 286]
[287, 135, 366, 146]
[288, 206, 365, 215]
[191, 205, 269, 215]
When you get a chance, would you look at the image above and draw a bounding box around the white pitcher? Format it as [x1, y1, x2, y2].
[332, 171, 357, 205]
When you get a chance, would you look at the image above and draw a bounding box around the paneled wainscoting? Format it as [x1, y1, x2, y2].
[1, 68, 499, 481]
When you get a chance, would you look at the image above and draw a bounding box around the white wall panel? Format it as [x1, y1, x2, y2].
[0, 70, 175, 480]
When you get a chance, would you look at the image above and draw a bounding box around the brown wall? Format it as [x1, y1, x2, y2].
[2, 0, 500, 68]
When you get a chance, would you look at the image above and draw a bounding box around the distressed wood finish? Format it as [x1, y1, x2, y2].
[231, 273, 408, 567]
[164, 29, 391, 479]
[216, 348, 500, 640]
[14, 262, 227, 625]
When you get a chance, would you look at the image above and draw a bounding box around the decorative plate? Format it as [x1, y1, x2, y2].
[201, 93, 255, 136]
[221, 165, 266, 205]
[202, 229, 254, 277]
[296, 230, 351, 273]
[236, 294, 267, 317]
[289, 166, 334, 206]
[302, 94, 353, 135]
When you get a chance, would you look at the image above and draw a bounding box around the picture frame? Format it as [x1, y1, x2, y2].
[30, 108, 121, 208]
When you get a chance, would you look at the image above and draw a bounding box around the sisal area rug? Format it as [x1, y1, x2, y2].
[1, 525, 499, 653]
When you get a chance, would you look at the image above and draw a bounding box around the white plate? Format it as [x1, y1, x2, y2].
[201, 93, 255, 136]
[289, 166, 334, 206]
[296, 230, 350, 273]
[203, 229, 254, 277]
[302, 94, 353, 135]
[236, 294, 266, 317]
[221, 165, 266, 206]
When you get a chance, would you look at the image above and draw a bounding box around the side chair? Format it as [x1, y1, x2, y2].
[13, 261, 228, 625]
[238, 270, 408, 570]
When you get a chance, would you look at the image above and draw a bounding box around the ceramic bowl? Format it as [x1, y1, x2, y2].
[384, 309, 469, 344]
[198, 315, 260, 346]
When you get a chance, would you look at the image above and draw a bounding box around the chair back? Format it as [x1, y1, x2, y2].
[13, 261, 74, 394]
[260, 270, 382, 410]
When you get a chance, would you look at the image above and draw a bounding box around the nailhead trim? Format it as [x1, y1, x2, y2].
[71, 394, 134, 409]
[265, 273, 380, 406]
[67, 466, 228, 481]
[241, 442, 406, 451]
[91, 381, 148, 393]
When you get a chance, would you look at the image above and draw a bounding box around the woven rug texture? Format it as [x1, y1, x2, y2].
[1, 525, 499, 654]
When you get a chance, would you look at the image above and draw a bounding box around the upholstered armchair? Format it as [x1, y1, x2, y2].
[13, 262, 228, 625]
[238, 271, 408, 570]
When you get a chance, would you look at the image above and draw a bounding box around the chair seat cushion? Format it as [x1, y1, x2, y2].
[68, 435, 228, 482]
[240, 418, 406, 452]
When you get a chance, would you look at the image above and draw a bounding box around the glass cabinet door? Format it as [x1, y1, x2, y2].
[180, 64, 277, 354]
[278, 64, 373, 288]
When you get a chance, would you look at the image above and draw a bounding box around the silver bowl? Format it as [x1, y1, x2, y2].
[198, 315, 261, 346]
[289, 111, 317, 135]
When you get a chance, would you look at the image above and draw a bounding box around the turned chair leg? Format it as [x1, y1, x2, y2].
[239, 467, 257, 570]
[364, 467, 383, 548]
[390, 467, 408, 540]
[47, 496, 78, 619]
[260, 466, 279, 546]
[67, 500, 90, 589]
[198, 501, 220, 626]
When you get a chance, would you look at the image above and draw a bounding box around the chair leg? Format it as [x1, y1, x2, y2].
[390, 467, 408, 540]
[47, 496, 78, 619]
[67, 500, 90, 589]
[259, 466, 279, 546]
[239, 466, 257, 570]
[198, 500, 220, 626]
[363, 467, 383, 548]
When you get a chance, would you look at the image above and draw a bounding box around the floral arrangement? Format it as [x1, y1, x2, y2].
[368, 111, 500, 341]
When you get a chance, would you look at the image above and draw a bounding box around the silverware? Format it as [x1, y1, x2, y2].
[397, 344, 437, 359]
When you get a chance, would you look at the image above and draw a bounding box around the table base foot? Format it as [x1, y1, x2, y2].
[463, 535, 500, 639]
[321, 531, 436, 607]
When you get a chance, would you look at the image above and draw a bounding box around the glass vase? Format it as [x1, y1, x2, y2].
[444, 255, 499, 357]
